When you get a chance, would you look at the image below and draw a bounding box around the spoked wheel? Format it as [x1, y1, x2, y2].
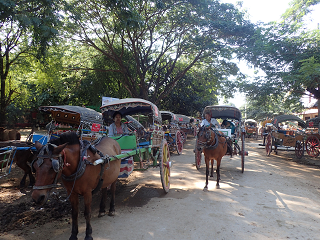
[265, 133, 272, 156]
[306, 135, 320, 158]
[176, 131, 183, 155]
[295, 141, 304, 159]
[241, 131, 245, 173]
[181, 131, 187, 144]
[195, 148, 202, 170]
[159, 139, 171, 193]
[193, 127, 197, 138]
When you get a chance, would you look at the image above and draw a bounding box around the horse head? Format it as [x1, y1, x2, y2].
[196, 126, 214, 151]
[31, 141, 67, 205]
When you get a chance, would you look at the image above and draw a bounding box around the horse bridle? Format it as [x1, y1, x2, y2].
[32, 143, 65, 190]
[197, 127, 219, 149]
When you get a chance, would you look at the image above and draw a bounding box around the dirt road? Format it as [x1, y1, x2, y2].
[1, 138, 320, 240]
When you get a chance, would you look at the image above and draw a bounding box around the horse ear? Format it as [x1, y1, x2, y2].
[53, 143, 68, 155]
[34, 141, 43, 151]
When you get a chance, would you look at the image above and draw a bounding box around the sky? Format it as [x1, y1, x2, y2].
[218, 0, 320, 108]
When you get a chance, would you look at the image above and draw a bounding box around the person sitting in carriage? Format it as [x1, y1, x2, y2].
[221, 119, 236, 134]
[108, 111, 130, 137]
[200, 112, 220, 128]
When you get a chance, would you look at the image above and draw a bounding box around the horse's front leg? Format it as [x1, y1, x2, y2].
[69, 193, 79, 240]
[210, 160, 214, 177]
[108, 180, 117, 216]
[204, 158, 209, 190]
[83, 192, 93, 240]
[216, 159, 221, 187]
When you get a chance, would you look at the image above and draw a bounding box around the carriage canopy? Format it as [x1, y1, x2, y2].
[39, 105, 103, 125]
[160, 111, 178, 123]
[271, 115, 306, 128]
[100, 98, 162, 125]
[203, 105, 242, 121]
[305, 117, 320, 128]
[176, 114, 193, 124]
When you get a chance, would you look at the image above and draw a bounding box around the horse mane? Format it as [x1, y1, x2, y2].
[50, 132, 80, 145]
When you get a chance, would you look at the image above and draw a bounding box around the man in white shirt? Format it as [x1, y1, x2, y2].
[200, 113, 220, 128]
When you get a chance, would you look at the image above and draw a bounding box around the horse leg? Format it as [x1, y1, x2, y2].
[210, 159, 214, 177]
[98, 187, 108, 217]
[108, 180, 117, 216]
[69, 193, 80, 240]
[83, 192, 93, 240]
[216, 159, 221, 187]
[204, 158, 209, 189]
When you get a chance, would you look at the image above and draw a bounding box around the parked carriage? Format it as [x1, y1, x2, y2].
[160, 111, 184, 154]
[195, 105, 246, 173]
[265, 115, 306, 159]
[304, 117, 320, 157]
[101, 98, 171, 193]
[245, 119, 258, 139]
[176, 114, 197, 140]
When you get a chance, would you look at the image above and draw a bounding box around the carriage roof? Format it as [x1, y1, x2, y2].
[203, 105, 242, 121]
[271, 115, 306, 128]
[160, 111, 178, 123]
[175, 114, 193, 124]
[39, 105, 103, 125]
[305, 117, 320, 128]
[100, 98, 162, 124]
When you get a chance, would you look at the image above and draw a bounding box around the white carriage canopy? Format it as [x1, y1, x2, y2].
[160, 111, 178, 123]
[176, 114, 194, 124]
[100, 98, 162, 125]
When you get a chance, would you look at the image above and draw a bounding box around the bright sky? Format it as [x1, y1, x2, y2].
[219, 0, 320, 108]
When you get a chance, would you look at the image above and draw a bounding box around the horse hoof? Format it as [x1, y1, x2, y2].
[108, 210, 115, 216]
[203, 187, 208, 192]
[85, 236, 93, 240]
[98, 211, 106, 218]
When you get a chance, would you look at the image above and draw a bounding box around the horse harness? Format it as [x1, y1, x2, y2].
[32, 138, 111, 194]
[198, 128, 227, 150]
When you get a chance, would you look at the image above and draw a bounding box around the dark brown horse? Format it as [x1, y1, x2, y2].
[196, 127, 227, 189]
[31, 132, 121, 240]
[0, 141, 36, 187]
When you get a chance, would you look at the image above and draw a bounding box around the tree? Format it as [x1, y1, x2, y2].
[239, 0, 320, 117]
[0, 0, 63, 126]
[66, 0, 256, 104]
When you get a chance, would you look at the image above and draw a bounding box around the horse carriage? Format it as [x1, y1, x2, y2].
[31, 99, 171, 240]
[176, 114, 197, 140]
[195, 105, 246, 189]
[265, 115, 306, 158]
[245, 119, 258, 139]
[160, 111, 184, 154]
[304, 117, 320, 157]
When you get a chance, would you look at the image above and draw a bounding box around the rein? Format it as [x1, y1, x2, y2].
[33, 138, 111, 194]
[197, 128, 225, 150]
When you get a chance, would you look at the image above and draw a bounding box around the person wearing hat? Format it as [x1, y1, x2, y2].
[108, 111, 130, 137]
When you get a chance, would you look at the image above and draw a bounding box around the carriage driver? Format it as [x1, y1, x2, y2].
[108, 111, 130, 137]
[200, 112, 220, 128]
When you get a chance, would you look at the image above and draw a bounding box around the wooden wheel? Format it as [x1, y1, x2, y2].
[295, 141, 304, 159]
[159, 139, 171, 193]
[181, 131, 187, 144]
[306, 135, 320, 158]
[176, 131, 183, 155]
[265, 133, 272, 156]
[193, 127, 197, 138]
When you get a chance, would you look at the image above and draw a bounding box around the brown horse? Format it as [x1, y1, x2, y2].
[31, 132, 121, 240]
[196, 127, 228, 189]
[0, 141, 36, 187]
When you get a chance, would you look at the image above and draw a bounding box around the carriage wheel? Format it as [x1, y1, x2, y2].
[159, 139, 171, 193]
[295, 141, 304, 159]
[176, 131, 183, 155]
[306, 135, 320, 158]
[193, 127, 197, 138]
[181, 131, 187, 144]
[265, 133, 272, 156]
[195, 148, 202, 170]
[241, 131, 245, 173]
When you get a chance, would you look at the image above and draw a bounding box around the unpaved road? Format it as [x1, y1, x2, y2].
[1, 137, 320, 240]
